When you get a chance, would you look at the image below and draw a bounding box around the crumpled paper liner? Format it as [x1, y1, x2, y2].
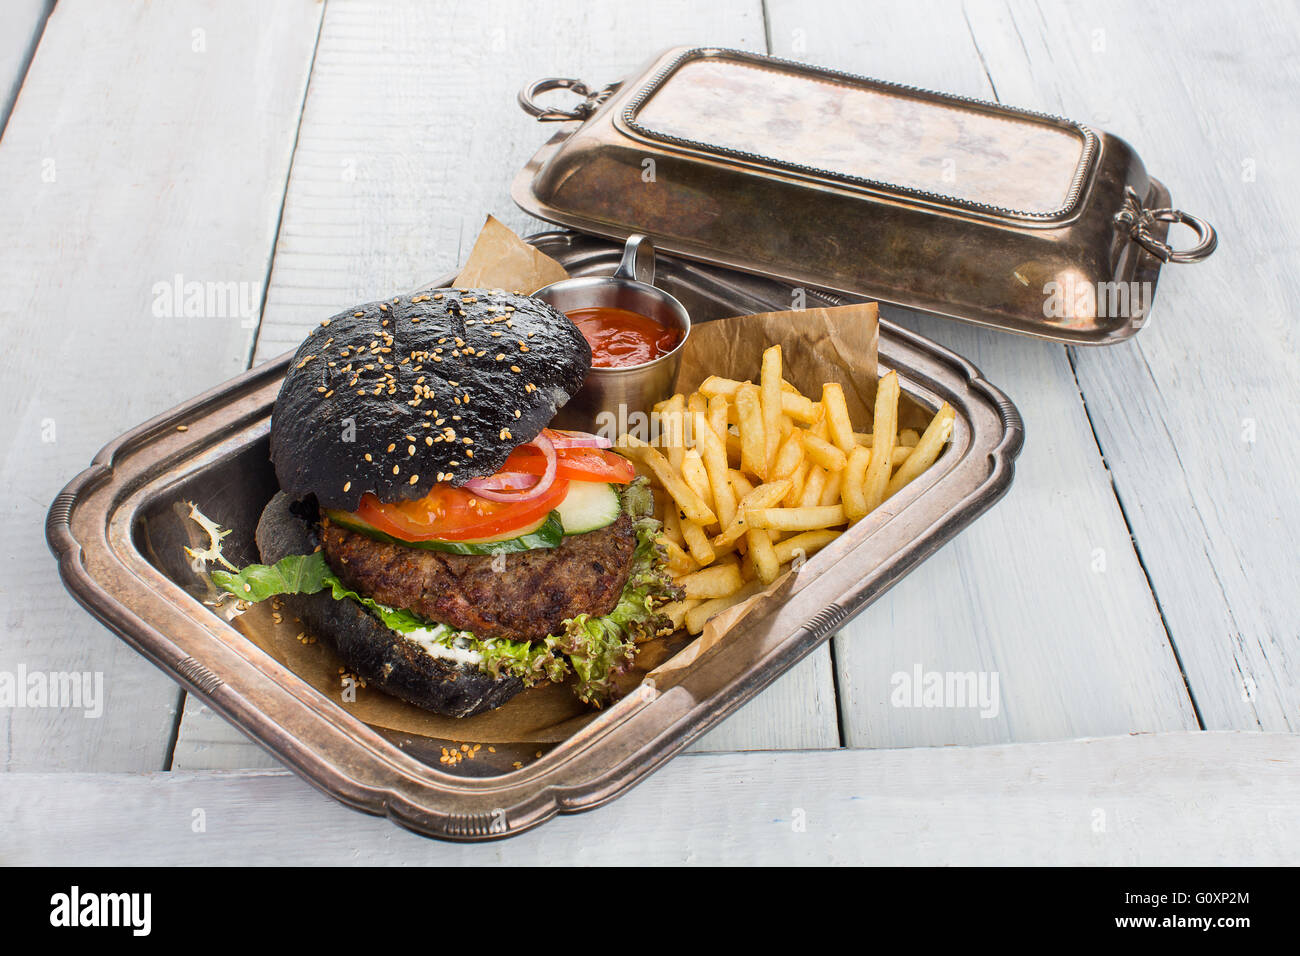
[452, 213, 569, 292]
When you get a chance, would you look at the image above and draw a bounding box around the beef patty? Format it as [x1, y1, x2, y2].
[320, 512, 637, 642]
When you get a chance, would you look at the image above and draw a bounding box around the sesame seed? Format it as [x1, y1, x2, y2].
[409, 474, 418, 485]
[343, 481, 351, 492]
[392, 465, 400, 475]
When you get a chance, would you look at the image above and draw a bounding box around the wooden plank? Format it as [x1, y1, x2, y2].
[5, 733, 1298, 864]
[173, 0, 840, 769]
[764, 0, 1198, 747]
[961, 1, 1300, 730]
[0, 0, 323, 771]
[0, 0, 52, 135]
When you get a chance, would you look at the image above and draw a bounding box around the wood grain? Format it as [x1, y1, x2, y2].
[172, 0, 842, 769]
[0, 0, 323, 771]
[960, 0, 1300, 731]
[5, 733, 1297, 864]
[764, 0, 1199, 747]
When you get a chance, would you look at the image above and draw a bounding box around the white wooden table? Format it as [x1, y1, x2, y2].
[2, 0, 1297, 863]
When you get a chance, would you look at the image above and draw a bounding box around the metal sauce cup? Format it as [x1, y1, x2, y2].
[534, 234, 691, 437]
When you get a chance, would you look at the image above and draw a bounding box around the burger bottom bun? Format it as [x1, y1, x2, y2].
[255, 491, 525, 718]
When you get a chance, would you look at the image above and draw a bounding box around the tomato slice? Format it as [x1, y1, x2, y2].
[353, 478, 570, 542]
[502, 443, 635, 484]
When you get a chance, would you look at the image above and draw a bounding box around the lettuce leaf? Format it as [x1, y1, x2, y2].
[556, 481, 683, 703]
[211, 552, 425, 633]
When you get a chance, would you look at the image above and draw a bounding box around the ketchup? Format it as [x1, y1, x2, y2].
[566, 307, 682, 368]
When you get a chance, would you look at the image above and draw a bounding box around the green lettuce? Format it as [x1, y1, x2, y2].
[556, 487, 684, 703]
[200, 477, 681, 704]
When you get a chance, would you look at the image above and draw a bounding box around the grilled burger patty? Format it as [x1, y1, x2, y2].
[320, 512, 637, 642]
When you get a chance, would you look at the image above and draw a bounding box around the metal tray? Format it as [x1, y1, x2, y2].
[47, 232, 1023, 841]
[514, 46, 1217, 345]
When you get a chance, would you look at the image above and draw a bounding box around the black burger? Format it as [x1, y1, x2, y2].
[210, 288, 680, 717]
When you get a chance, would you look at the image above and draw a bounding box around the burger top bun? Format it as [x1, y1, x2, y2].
[270, 288, 591, 511]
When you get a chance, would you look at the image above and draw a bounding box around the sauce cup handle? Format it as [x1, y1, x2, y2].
[615, 234, 656, 285]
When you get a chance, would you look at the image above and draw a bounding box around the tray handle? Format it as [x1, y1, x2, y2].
[1114, 186, 1218, 263]
[518, 77, 618, 122]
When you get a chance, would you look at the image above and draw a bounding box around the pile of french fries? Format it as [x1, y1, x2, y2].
[618, 344, 955, 636]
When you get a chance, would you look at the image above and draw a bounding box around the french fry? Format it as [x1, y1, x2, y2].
[712, 480, 792, 548]
[821, 383, 856, 455]
[862, 371, 900, 511]
[819, 469, 842, 507]
[660, 537, 696, 575]
[771, 430, 804, 482]
[802, 431, 848, 471]
[662, 505, 684, 546]
[662, 393, 686, 472]
[687, 391, 708, 417]
[885, 403, 955, 497]
[842, 444, 871, 522]
[735, 383, 767, 480]
[681, 448, 713, 515]
[620, 435, 717, 525]
[660, 599, 701, 632]
[746, 505, 847, 532]
[680, 516, 716, 566]
[677, 562, 744, 600]
[784, 460, 810, 507]
[773, 529, 841, 565]
[798, 465, 828, 509]
[899, 428, 921, 447]
[781, 392, 822, 424]
[747, 527, 781, 584]
[698, 375, 746, 399]
[728, 468, 756, 499]
[707, 394, 729, 445]
[684, 579, 766, 635]
[760, 345, 783, 475]
[693, 412, 738, 529]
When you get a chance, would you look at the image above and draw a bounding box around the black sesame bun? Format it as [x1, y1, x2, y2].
[255, 491, 524, 717]
[271, 289, 591, 512]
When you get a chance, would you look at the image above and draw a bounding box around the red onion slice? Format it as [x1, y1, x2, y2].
[464, 433, 558, 502]
[546, 428, 613, 450]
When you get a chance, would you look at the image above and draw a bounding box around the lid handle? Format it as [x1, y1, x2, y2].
[615, 234, 656, 285]
[517, 77, 618, 122]
[1114, 186, 1218, 264]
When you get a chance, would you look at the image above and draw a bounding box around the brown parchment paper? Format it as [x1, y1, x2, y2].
[229, 219, 890, 743]
[452, 214, 569, 292]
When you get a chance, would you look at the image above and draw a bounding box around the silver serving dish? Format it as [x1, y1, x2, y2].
[47, 233, 1022, 841]
[515, 46, 1217, 345]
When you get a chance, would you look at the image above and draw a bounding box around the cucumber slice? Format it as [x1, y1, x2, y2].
[555, 481, 621, 535]
[325, 509, 564, 554]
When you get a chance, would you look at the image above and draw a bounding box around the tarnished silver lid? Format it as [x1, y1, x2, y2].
[514, 46, 1216, 345]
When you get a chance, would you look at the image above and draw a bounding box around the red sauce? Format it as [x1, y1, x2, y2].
[567, 307, 682, 368]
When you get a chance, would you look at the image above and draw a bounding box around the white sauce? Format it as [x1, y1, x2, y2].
[402, 627, 483, 666]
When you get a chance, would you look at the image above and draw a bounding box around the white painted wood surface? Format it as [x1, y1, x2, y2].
[5, 733, 1298, 864]
[171, 0, 844, 769]
[0, 0, 324, 770]
[1, 0, 1296, 860]
[766, 0, 1199, 748]
[959, 0, 1300, 732]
